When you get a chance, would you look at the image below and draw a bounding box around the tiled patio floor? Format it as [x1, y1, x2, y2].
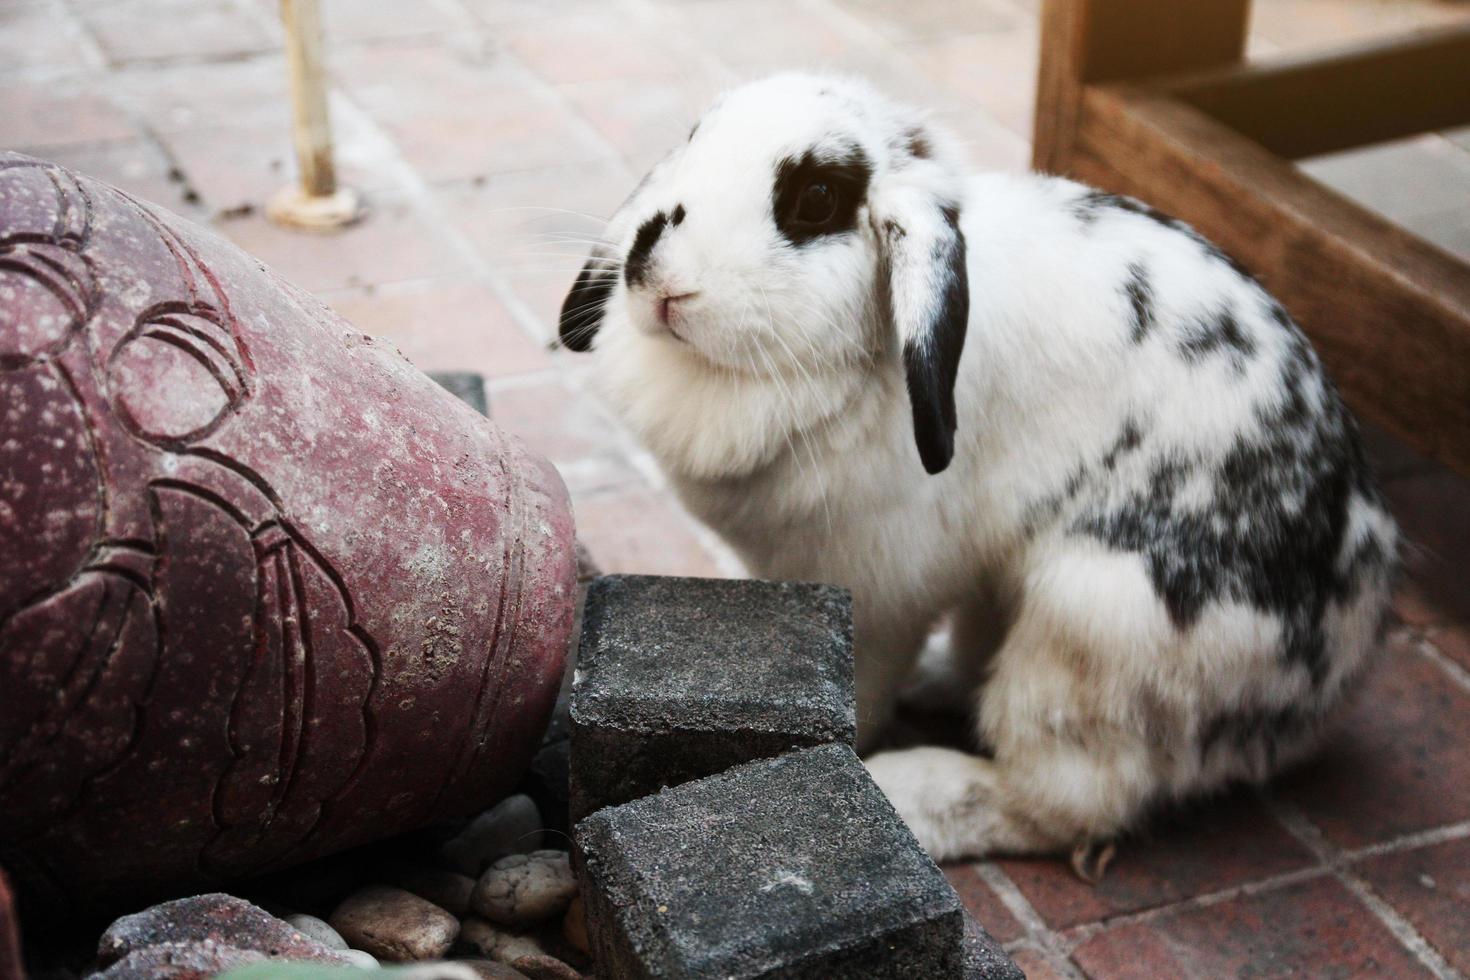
[8, 0, 1470, 976]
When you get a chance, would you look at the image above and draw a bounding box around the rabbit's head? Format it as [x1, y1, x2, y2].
[560, 73, 971, 474]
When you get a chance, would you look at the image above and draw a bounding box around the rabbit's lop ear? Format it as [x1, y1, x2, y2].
[559, 250, 616, 352]
[874, 186, 969, 475]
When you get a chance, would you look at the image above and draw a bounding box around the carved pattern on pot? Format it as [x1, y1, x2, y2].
[0, 156, 576, 914]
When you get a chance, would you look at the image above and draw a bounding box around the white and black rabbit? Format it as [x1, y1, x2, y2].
[557, 73, 1398, 864]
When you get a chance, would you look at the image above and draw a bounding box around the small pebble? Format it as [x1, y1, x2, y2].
[96, 893, 350, 967]
[285, 913, 349, 951]
[392, 866, 477, 918]
[509, 952, 582, 980]
[330, 885, 460, 962]
[339, 948, 379, 967]
[460, 918, 545, 964]
[94, 940, 265, 979]
[456, 960, 533, 980]
[561, 895, 588, 956]
[471, 851, 577, 927]
[441, 795, 545, 876]
[395, 963, 489, 980]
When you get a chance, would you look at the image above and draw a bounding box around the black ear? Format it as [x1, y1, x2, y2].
[559, 253, 616, 352]
[879, 198, 969, 474]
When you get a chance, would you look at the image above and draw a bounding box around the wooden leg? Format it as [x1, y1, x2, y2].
[1033, 0, 1251, 173]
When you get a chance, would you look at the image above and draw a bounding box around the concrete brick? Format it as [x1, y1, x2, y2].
[961, 913, 1025, 980]
[430, 371, 489, 418]
[569, 575, 854, 822]
[575, 744, 972, 979]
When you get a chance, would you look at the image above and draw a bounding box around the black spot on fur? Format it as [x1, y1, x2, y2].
[1073, 190, 1257, 280]
[1023, 419, 1146, 533]
[1198, 705, 1314, 773]
[1101, 418, 1144, 471]
[905, 127, 932, 159]
[1124, 263, 1155, 343]
[1179, 304, 1256, 369]
[559, 258, 616, 352]
[1267, 299, 1293, 332]
[1072, 335, 1392, 686]
[623, 211, 669, 287]
[670, 204, 686, 226]
[772, 144, 872, 246]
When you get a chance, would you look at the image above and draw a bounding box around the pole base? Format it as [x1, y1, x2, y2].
[267, 184, 364, 231]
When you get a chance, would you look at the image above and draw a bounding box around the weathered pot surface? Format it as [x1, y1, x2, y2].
[0, 154, 577, 916]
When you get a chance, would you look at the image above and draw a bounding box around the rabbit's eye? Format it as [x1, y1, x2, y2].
[796, 182, 839, 225]
[772, 147, 870, 244]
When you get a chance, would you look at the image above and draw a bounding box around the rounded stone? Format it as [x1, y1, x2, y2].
[459, 919, 545, 964]
[0, 155, 578, 918]
[389, 866, 477, 918]
[329, 886, 460, 962]
[0, 870, 20, 980]
[509, 952, 583, 980]
[471, 851, 577, 928]
[452, 961, 533, 980]
[440, 795, 546, 877]
[96, 894, 350, 968]
[394, 965, 490, 980]
[94, 940, 266, 978]
[283, 913, 348, 951]
[338, 948, 379, 968]
[562, 895, 588, 956]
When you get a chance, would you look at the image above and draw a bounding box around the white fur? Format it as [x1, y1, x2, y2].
[566, 74, 1398, 861]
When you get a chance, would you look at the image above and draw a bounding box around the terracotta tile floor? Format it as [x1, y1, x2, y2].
[9, 0, 1470, 975]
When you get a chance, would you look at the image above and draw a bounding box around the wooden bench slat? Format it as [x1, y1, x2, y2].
[1168, 25, 1470, 160]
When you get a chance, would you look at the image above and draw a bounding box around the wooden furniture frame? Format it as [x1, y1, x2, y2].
[1034, 0, 1470, 475]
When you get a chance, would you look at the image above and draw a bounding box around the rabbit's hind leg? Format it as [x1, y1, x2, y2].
[864, 724, 1157, 863]
[867, 545, 1175, 862]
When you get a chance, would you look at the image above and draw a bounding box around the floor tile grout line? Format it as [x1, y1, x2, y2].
[1265, 796, 1463, 980]
[973, 861, 1087, 980]
[52, 0, 109, 76]
[443, 0, 653, 167]
[1056, 863, 1333, 948]
[410, 0, 748, 577]
[311, 269, 481, 305]
[740, 0, 1035, 171]
[1415, 630, 1470, 696]
[1338, 873, 1464, 980]
[316, 95, 746, 577]
[550, 362, 750, 576]
[49, 0, 218, 227]
[160, 0, 740, 576]
[996, 818, 1470, 962]
[321, 93, 566, 349]
[622, 0, 744, 88]
[1341, 820, 1470, 863]
[41, 0, 109, 75]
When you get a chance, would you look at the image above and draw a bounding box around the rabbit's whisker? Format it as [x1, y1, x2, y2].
[755, 283, 835, 535]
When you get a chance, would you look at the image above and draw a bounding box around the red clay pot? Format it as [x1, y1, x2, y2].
[0, 154, 577, 917]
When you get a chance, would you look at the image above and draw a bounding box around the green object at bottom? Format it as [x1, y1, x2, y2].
[220, 964, 484, 980]
[220, 966, 375, 980]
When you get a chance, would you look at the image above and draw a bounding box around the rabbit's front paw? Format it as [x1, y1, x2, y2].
[865, 747, 1007, 862]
